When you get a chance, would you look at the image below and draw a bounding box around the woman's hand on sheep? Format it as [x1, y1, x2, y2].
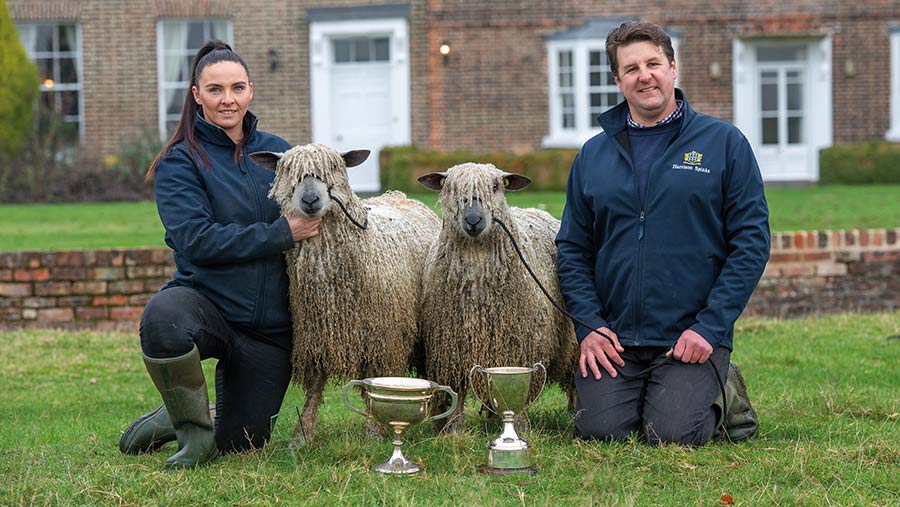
[286, 215, 323, 241]
[579, 327, 625, 380]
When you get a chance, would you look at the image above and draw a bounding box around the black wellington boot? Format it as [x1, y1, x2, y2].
[143, 345, 219, 469]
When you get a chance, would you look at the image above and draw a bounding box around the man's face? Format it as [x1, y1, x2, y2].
[614, 40, 677, 125]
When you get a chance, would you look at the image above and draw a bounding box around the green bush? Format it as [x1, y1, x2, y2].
[0, 0, 39, 157]
[379, 145, 578, 192]
[819, 141, 900, 184]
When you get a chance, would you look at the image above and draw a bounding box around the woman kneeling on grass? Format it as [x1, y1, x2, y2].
[118, 40, 320, 469]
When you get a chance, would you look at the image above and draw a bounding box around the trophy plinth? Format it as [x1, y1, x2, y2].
[342, 377, 457, 475]
[470, 364, 546, 475]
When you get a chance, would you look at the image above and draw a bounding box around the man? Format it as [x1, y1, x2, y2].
[556, 21, 769, 446]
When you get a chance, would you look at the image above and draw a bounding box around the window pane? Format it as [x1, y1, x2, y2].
[591, 113, 601, 128]
[561, 94, 574, 108]
[607, 92, 621, 105]
[590, 94, 603, 107]
[563, 112, 575, 129]
[762, 117, 778, 145]
[59, 58, 78, 83]
[787, 116, 803, 144]
[761, 83, 778, 111]
[58, 25, 76, 53]
[60, 91, 79, 116]
[373, 37, 390, 61]
[589, 50, 601, 66]
[559, 70, 572, 88]
[787, 82, 802, 111]
[210, 21, 229, 41]
[35, 25, 54, 52]
[35, 58, 53, 82]
[334, 40, 351, 63]
[760, 70, 777, 81]
[757, 45, 806, 62]
[187, 22, 206, 49]
[589, 71, 602, 86]
[559, 50, 572, 67]
[354, 39, 370, 62]
[166, 88, 185, 115]
[166, 119, 179, 137]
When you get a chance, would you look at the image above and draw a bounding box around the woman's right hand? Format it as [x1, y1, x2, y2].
[286, 215, 322, 242]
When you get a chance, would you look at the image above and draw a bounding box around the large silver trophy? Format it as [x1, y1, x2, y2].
[342, 377, 458, 474]
[469, 363, 546, 475]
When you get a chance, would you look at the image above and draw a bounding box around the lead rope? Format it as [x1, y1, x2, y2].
[492, 217, 727, 421]
[328, 188, 368, 230]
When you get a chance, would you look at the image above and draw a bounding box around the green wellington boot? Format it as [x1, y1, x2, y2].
[714, 361, 760, 442]
[119, 402, 216, 455]
[143, 345, 219, 469]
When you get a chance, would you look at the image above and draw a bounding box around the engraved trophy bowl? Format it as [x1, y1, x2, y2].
[469, 363, 546, 474]
[342, 377, 458, 474]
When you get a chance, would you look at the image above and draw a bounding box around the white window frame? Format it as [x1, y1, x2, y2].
[887, 27, 900, 141]
[156, 19, 233, 142]
[544, 36, 680, 148]
[15, 22, 85, 145]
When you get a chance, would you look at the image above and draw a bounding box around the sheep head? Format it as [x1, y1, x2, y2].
[250, 144, 369, 218]
[418, 163, 531, 239]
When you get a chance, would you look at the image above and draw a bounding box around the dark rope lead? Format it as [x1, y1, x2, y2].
[492, 217, 727, 420]
[329, 189, 368, 230]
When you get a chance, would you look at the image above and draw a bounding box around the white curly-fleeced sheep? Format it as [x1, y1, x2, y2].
[417, 163, 578, 432]
[251, 144, 440, 444]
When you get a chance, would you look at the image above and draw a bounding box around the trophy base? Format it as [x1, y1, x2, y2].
[479, 465, 537, 476]
[374, 459, 422, 475]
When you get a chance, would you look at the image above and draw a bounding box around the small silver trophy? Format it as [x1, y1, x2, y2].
[342, 377, 458, 474]
[469, 363, 546, 475]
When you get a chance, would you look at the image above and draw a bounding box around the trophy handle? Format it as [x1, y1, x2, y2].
[425, 385, 459, 423]
[523, 362, 547, 412]
[341, 380, 368, 419]
[467, 364, 494, 415]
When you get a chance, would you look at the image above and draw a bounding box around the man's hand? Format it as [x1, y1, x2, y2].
[666, 329, 713, 364]
[286, 215, 322, 242]
[579, 327, 625, 380]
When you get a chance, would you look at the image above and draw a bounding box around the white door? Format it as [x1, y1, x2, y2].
[733, 39, 832, 182]
[310, 19, 411, 192]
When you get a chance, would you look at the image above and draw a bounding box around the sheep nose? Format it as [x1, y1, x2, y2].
[465, 215, 483, 227]
[301, 194, 320, 206]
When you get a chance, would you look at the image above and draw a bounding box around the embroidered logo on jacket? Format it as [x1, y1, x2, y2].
[672, 150, 710, 174]
[683, 150, 703, 165]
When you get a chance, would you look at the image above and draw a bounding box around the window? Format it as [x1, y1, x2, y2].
[757, 45, 806, 147]
[888, 28, 900, 141]
[157, 19, 232, 140]
[332, 36, 390, 64]
[544, 30, 680, 148]
[15, 23, 83, 145]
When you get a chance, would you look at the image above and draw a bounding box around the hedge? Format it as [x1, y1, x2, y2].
[819, 141, 900, 184]
[379, 146, 578, 193]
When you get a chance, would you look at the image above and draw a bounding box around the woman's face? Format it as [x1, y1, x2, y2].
[192, 61, 253, 143]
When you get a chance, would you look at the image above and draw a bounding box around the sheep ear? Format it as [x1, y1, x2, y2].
[249, 151, 284, 171]
[341, 150, 370, 168]
[502, 172, 532, 191]
[417, 172, 447, 191]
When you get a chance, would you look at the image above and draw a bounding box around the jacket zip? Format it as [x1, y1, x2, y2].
[243, 150, 268, 329]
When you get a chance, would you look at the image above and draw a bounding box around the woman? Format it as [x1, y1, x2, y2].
[118, 40, 319, 469]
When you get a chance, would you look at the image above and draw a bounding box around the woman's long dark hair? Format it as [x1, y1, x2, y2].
[145, 40, 251, 181]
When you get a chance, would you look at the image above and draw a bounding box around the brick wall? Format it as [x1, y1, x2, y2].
[0, 249, 173, 332]
[1, 229, 898, 331]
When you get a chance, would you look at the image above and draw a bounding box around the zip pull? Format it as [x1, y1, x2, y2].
[638, 211, 645, 240]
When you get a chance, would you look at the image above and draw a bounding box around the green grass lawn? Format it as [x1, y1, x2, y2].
[0, 313, 898, 506]
[0, 184, 898, 252]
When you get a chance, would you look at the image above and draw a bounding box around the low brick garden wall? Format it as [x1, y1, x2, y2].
[1, 228, 899, 331]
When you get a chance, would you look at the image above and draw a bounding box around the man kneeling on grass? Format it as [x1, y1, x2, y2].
[556, 21, 769, 446]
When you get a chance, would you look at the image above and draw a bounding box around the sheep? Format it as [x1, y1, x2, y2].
[417, 163, 578, 432]
[250, 144, 440, 445]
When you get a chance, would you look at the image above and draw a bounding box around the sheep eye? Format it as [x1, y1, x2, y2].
[493, 181, 501, 192]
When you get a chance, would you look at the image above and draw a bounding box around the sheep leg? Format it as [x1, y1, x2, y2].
[293, 372, 326, 447]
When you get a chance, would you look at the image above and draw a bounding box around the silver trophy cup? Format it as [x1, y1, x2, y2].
[469, 363, 546, 474]
[342, 377, 458, 474]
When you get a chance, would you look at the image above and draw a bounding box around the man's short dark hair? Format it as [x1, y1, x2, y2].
[605, 22, 675, 77]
